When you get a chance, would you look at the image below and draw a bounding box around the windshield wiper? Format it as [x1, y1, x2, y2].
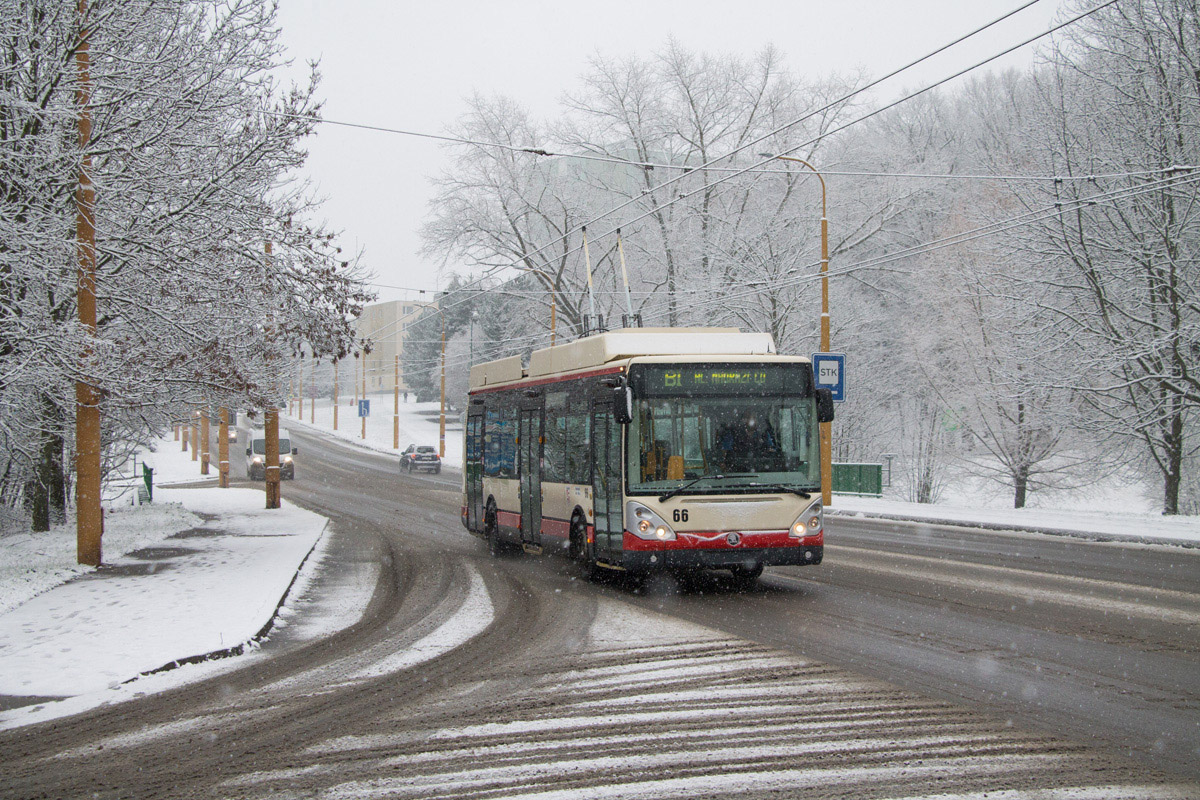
[658, 473, 759, 503]
[743, 482, 812, 499]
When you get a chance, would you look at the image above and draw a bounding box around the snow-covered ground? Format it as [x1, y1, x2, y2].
[0, 435, 337, 729]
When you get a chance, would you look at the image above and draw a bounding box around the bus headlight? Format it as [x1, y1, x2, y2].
[790, 500, 822, 538]
[626, 502, 676, 541]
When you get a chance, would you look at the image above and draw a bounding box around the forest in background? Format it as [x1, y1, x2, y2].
[407, 1, 1198, 514]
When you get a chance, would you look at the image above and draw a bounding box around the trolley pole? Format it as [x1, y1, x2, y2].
[393, 354, 399, 449]
[361, 352, 366, 440]
[74, 0, 102, 566]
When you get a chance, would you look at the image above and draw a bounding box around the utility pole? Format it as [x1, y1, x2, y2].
[393, 354, 399, 449]
[333, 358, 339, 430]
[199, 407, 210, 475]
[298, 350, 305, 422]
[191, 413, 199, 461]
[310, 356, 315, 424]
[361, 350, 367, 440]
[74, 0, 101, 566]
[218, 407, 230, 488]
[439, 309, 446, 458]
[264, 240, 280, 509]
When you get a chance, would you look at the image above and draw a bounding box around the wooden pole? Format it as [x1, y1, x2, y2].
[200, 408, 210, 474]
[218, 408, 230, 488]
[265, 241, 280, 509]
[74, 0, 102, 566]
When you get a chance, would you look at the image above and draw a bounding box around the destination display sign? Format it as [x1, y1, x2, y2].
[634, 364, 810, 396]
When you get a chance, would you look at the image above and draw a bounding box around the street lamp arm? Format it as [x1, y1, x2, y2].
[759, 153, 826, 218]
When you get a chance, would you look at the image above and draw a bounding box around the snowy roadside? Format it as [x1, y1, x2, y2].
[830, 495, 1200, 547]
[0, 435, 345, 729]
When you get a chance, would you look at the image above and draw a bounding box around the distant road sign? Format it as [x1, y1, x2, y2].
[358, 399, 370, 418]
[812, 353, 846, 402]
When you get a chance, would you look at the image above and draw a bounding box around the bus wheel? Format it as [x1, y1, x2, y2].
[568, 514, 587, 560]
[729, 562, 764, 584]
[569, 513, 596, 578]
[485, 501, 505, 557]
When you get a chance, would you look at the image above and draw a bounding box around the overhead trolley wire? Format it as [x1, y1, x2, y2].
[266, 0, 1057, 313]
[424, 0, 1122, 324]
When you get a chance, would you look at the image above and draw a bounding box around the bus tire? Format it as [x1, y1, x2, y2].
[484, 501, 513, 556]
[569, 512, 597, 578]
[485, 500, 506, 557]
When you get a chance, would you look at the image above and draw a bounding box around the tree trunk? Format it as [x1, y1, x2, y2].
[1162, 399, 1183, 515]
[1013, 468, 1028, 509]
[29, 394, 66, 531]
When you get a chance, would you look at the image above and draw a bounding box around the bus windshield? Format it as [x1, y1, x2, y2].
[626, 365, 820, 496]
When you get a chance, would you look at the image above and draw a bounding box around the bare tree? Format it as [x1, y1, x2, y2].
[0, 0, 370, 528]
[1022, 0, 1200, 514]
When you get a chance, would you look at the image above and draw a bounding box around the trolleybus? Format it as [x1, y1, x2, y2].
[461, 327, 834, 580]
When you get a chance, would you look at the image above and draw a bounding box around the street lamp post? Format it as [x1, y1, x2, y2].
[763, 153, 833, 506]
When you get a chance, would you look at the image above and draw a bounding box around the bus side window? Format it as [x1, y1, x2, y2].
[544, 412, 565, 483]
[499, 409, 517, 478]
[483, 412, 498, 477]
[565, 412, 588, 483]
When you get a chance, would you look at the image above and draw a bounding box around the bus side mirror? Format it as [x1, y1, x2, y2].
[816, 388, 835, 423]
[613, 386, 633, 425]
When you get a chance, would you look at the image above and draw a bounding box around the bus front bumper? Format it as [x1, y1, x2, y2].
[618, 530, 823, 572]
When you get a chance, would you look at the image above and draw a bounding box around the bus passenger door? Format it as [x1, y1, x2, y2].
[518, 408, 543, 548]
[466, 411, 484, 532]
[591, 405, 624, 556]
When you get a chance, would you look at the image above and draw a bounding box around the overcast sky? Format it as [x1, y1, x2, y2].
[274, 0, 1066, 305]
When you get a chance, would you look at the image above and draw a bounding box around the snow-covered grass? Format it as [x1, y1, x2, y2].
[0, 501, 203, 617]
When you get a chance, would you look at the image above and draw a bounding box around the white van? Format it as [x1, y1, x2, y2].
[246, 428, 296, 480]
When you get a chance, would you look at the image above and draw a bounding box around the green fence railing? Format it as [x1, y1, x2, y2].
[832, 463, 882, 497]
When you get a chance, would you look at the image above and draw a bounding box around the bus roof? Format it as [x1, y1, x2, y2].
[468, 327, 778, 391]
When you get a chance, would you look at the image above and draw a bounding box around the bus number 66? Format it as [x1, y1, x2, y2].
[673, 509, 689, 523]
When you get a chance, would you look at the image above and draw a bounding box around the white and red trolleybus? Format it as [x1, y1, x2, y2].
[461, 327, 835, 580]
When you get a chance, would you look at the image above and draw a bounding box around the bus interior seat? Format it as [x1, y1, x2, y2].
[667, 455, 685, 480]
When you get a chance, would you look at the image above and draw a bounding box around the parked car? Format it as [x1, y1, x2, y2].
[401, 444, 441, 474]
[246, 428, 296, 480]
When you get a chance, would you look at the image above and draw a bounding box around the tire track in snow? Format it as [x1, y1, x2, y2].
[221, 599, 1197, 800]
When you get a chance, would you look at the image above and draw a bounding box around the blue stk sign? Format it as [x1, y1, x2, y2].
[812, 353, 846, 403]
[358, 399, 370, 418]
